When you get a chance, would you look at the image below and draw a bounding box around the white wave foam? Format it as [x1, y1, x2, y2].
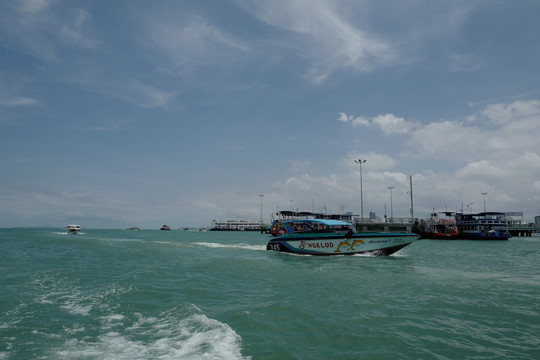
[54, 311, 250, 360]
[195, 242, 266, 251]
[32, 273, 135, 320]
[60, 301, 92, 316]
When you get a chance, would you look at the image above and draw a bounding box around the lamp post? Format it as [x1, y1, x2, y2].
[354, 159, 366, 221]
[409, 176, 414, 221]
[481, 192, 487, 212]
[259, 194, 264, 226]
[387, 186, 395, 223]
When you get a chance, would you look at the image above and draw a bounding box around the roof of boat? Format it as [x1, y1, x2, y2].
[283, 219, 352, 226]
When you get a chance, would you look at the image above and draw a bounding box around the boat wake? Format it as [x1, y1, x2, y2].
[54, 232, 86, 235]
[194, 242, 266, 251]
[22, 273, 250, 360]
[46, 306, 250, 360]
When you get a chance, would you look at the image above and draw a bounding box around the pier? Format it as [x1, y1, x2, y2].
[508, 225, 540, 237]
[355, 218, 540, 237]
[355, 218, 417, 233]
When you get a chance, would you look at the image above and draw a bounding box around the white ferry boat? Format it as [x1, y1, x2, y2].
[65, 225, 81, 234]
[455, 212, 510, 240]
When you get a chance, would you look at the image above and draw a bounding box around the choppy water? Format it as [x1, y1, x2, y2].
[1, 229, 539, 360]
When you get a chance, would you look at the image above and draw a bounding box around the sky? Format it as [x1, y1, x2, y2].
[1, 0, 540, 229]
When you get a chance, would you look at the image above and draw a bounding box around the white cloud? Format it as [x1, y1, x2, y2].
[338, 112, 418, 134]
[134, 83, 175, 109]
[344, 152, 397, 172]
[59, 9, 100, 49]
[372, 114, 417, 135]
[0, 97, 37, 106]
[448, 53, 484, 72]
[455, 160, 508, 180]
[18, 0, 53, 14]
[411, 100, 540, 162]
[288, 159, 312, 173]
[473, 100, 540, 125]
[1, 1, 99, 61]
[332, 99, 540, 219]
[236, 0, 481, 83]
[337, 112, 369, 126]
[408, 120, 477, 159]
[237, 0, 396, 83]
[147, 15, 248, 69]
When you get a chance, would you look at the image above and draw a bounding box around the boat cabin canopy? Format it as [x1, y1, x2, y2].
[274, 210, 355, 221]
[280, 219, 353, 233]
[456, 212, 507, 221]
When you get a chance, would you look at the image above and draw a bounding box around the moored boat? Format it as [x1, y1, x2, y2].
[421, 211, 459, 239]
[266, 218, 418, 256]
[65, 225, 81, 234]
[455, 212, 510, 240]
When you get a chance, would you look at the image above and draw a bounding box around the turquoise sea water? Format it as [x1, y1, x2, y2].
[1, 229, 539, 360]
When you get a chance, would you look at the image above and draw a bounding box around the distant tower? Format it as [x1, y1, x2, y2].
[535, 216, 540, 226]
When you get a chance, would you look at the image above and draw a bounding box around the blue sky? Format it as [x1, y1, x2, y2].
[1, 0, 540, 228]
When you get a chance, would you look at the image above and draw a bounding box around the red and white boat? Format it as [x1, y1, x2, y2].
[421, 212, 459, 239]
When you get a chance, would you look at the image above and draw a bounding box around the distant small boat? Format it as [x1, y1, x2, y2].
[129, 227, 140, 231]
[421, 211, 459, 239]
[266, 218, 418, 256]
[65, 225, 81, 234]
[160, 225, 171, 231]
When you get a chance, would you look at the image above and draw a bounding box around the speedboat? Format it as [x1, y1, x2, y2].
[65, 225, 81, 234]
[266, 218, 419, 256]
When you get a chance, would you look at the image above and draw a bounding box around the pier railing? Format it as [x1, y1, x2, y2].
[354, 218, 540, 236]
[355, 217, 417, 233]
[507, 224, 540, 237]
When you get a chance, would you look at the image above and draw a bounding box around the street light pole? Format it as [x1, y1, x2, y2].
[409, 176, 414, 221]
[259, 194, 264, 226]
[387, 186, 395, 223]
[481, 192, 487, 212]
[354, 159, 366, 221]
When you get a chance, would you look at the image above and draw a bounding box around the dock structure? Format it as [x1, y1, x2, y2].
[355, 218, 417, 233]
[355, 218, 540, 237]
[508, 225, 540, 237]
[210, 219, 267, 231]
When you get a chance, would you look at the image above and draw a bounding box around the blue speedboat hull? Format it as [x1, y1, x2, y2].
[267, 232, 419, 256]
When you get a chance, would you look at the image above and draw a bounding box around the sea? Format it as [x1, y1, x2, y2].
[1, 228, 539, 360]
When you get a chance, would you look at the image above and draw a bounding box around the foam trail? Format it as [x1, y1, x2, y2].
[53, 310, 250, 360]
